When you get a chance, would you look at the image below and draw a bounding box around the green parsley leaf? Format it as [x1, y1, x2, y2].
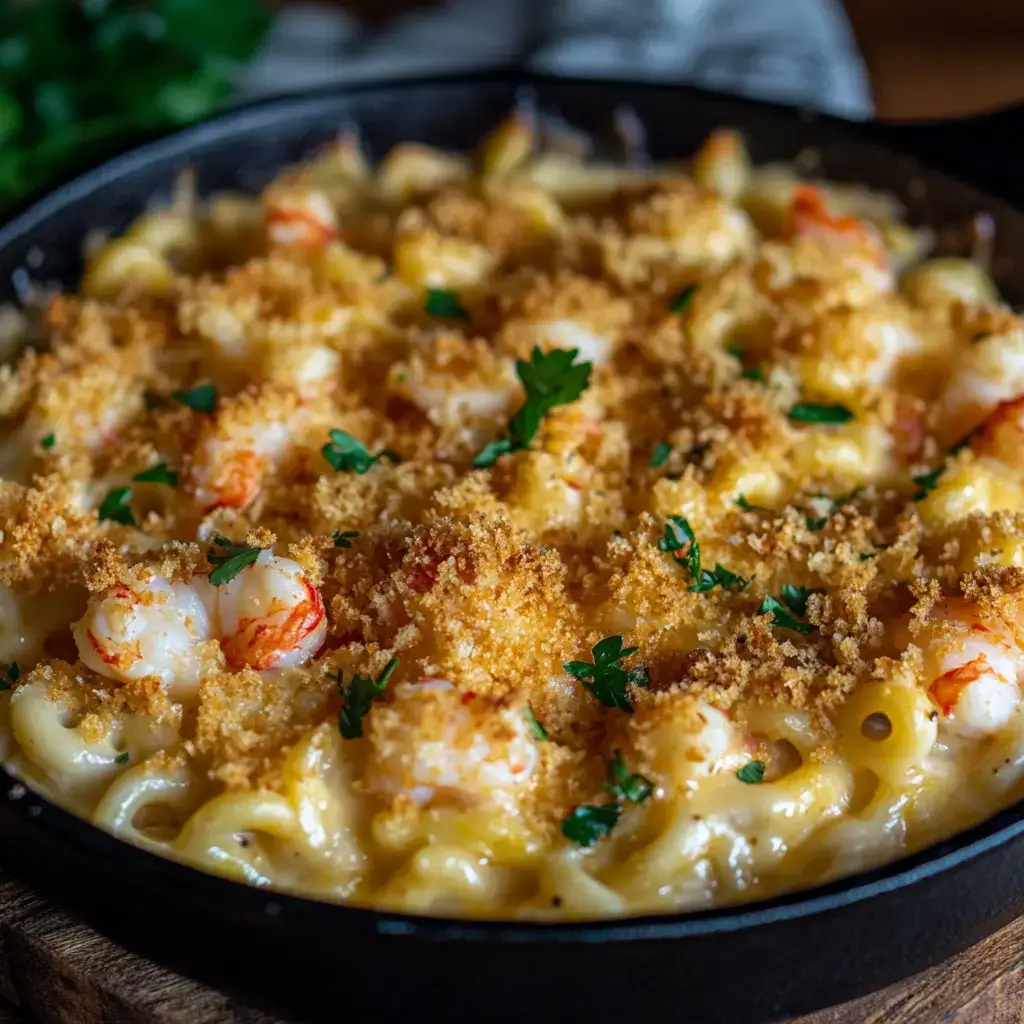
[97, 486, 135, 527]
[473, 347, 592, 468]
[740, 367, 765, 383]
[689, 562, 754, 594]
[115, 752, 130, 765]
[336, 657, 400, 739]
[207, 536, 262, 586]
[788, 402, 854, 425]
[912, 465, 945, 501]
[736, 760, 766, 784]
[758, 594, 815, 636]
[948, 431, 977, 456]
[603, 750, 654, 804]
[332, 529, 359, 549]
[669, 285, 697, 314]
[473, 437, 515, 468]
[780, 584, 814, 617]
[657, 515, 699, 580]
[860, 551, 877, 561]
[736, 494, 770, 512]
[726, 344, 745, 360]
[804, 514, 828, 531]
[524, 706, 548, 741]
[322, 430, 399, 475]
[172, 382, 217, 414]
[0, 662, 19, 692]
[132, 462, 177, 486]
[40, 433, 55, 450]
[564, 635, 648, 713]
[562, 804, 622, 847]
[650, 441, 672, 469]
[424, 288, 470, 320]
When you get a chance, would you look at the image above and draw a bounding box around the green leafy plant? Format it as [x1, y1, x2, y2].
[0, 0, 271, 203]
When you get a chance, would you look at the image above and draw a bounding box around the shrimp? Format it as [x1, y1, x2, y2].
[214, 551, 327, 671]
[74, 555, 327, 688]
[784, 185, 885, 258]
[522, 319, 613, 366]
[633, 696, 749, 789]
[634, 181, 755, 268]
[187, 391, 313, 511]
[362, 679, 539, 809]
[936, 327, 1024, 448]
[780, 185, 892, 298]
[389, 334, 518, 431]
[74, 577, 216, 700]
[265, 188, 337, 249]
[916, 597, 1024, 739]
[970, 394, 1024, 471]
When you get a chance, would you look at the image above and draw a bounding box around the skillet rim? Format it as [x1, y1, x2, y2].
[2, 67, 1023, 944]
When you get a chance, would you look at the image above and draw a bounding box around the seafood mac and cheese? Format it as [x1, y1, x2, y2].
[1, 117, 1023, 919]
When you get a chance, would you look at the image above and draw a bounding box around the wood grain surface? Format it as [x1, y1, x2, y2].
[0, 865, 1023, 1024]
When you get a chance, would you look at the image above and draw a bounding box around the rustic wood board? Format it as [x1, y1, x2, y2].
[1, 865, 1022, 1023]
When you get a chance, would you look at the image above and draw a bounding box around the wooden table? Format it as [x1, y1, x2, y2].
[0, 867, 1021, 1024]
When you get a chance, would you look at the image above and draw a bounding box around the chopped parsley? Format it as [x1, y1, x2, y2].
[603, 750, 654, 804]
[473, 347, 592, 468]
[804, 514, 828, 532]
[668, 285, 697, 314]
[788, 402, 854, 425]
[563, 751, 653, 846]
[97, 487, 135, 527]
[207, 536, 262, 586]
[758, 594, 815, 635]
[737, 760, 766, 784]
[0, 663, 20, 692]
[726, 344, 745, 360]
[658, 516, 750, 593]
[650, 441, 672, 469]
[912, 465, 945, 501]
[780, 583, 814, 617]
[740, 367, 766, 383]
[171, 382, 217, 414]
[736, 494, 770, 512]
[524, 706, 549, 741]
[332, 529, 359, 548]
[322, 430, 399, 475]
[40, 433, 55, 450]
[423, 287, 470, 321]
[948, 430, 978, 456]
[335, 657, 400, 739]
[690, 562, 753, 594]
[115, 752, 130, 765]
[658, 515, 699, 579]
[562, 804, 622, 847]
[132, 462, 177, 486]
[564, 635, 649, 713]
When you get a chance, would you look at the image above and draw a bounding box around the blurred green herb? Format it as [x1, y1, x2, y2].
[0, 0, 271, 203]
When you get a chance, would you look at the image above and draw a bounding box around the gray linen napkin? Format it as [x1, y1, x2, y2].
[237, 0, 871, 120]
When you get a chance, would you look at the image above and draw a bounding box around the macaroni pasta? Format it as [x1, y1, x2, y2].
[2, 117, 1023, 920]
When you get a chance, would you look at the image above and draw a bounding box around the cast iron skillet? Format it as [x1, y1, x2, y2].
[2, 72, 1024, 1024]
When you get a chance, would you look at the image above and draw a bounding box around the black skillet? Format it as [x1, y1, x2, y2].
[2, 72, 1024, 1024]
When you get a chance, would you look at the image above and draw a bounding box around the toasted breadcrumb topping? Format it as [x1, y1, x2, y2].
[3, 124, 1022, 904]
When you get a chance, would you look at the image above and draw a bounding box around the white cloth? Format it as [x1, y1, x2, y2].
[237, 0, 872, 120]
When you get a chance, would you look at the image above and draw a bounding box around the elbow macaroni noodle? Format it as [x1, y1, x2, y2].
[3, 115, 1024, 920]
